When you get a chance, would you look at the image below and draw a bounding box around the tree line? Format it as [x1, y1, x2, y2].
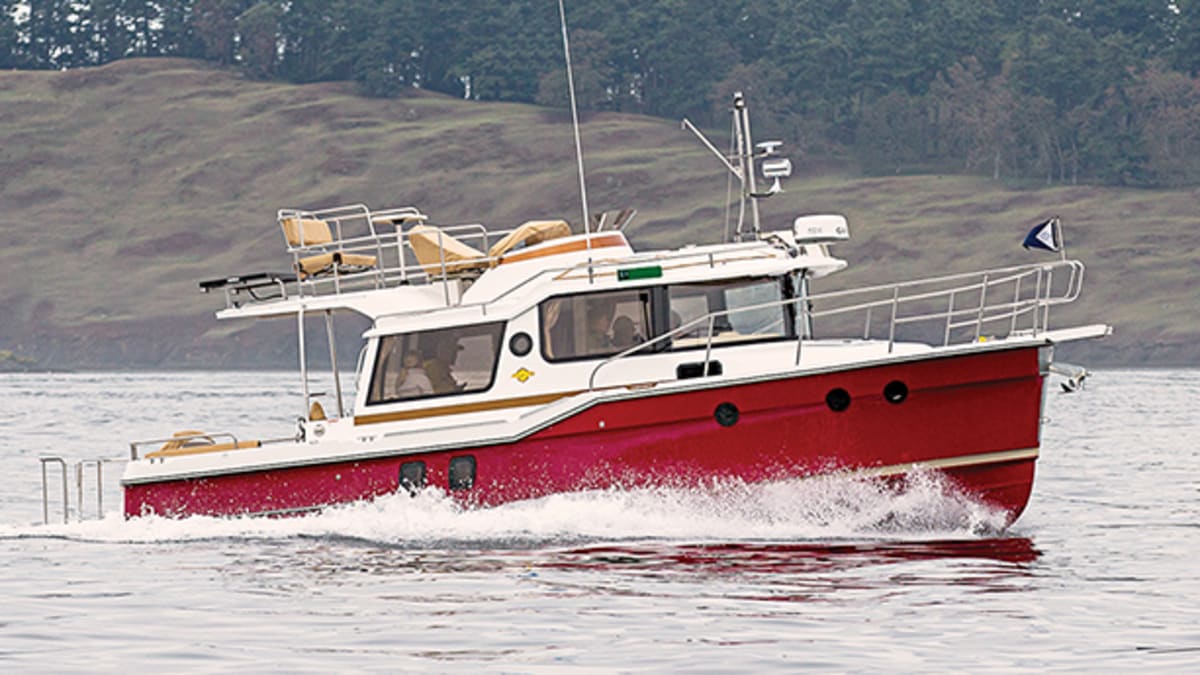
[4, 1, 1199, 187]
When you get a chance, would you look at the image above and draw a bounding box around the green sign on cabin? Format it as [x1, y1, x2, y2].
[616, 265, 663, 281]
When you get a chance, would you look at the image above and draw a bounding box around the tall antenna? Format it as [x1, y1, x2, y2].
[557, 0, 591, 251]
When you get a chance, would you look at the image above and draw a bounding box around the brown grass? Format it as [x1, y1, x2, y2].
[0, 58, 1196, 367]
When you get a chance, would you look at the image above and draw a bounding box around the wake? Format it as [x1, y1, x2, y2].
[4, 471, 1010, 546]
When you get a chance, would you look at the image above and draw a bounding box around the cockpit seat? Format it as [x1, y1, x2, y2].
[280, 216, 378, 279]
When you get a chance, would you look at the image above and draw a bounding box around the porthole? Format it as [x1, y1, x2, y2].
[509, 332, 533, 357]
[826, 388, 851, 412]
[883, 380, 908, 404]
[449, 455, 476, 491]
[714, 402, 739, 427]
[399, 461, 426, 495]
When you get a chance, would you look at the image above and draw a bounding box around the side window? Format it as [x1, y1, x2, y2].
[726, 281, 786, 336]
[366, 322, 505, 405]
[668, 279, 787, 348]
[540, 290, 652, 361]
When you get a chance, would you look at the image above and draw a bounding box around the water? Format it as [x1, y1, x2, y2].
[1, 371, 1197, 670]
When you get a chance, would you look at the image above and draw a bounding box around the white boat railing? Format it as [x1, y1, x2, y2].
[277, 203, 495, 293]
[588, 259, 1085, 389]
[208, 202, 510, 309]
[211, 201, 789, 316]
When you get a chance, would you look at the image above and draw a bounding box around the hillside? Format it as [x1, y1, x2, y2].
[1, 59, 1196, 368]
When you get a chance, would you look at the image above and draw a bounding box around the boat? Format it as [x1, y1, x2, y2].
[40, 94, 1110, 526]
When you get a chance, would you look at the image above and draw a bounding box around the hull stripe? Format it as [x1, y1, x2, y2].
[843, 448, 1039, 479]
[354, 390, 585, 426]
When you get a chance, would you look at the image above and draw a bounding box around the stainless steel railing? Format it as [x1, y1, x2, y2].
[128, 432, 241, 460]
[588, 259, 1085, 389]
[39, 456, 114, 524]
[206, 202, 506, 309]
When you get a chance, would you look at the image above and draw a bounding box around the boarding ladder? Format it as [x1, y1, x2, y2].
[38, 456, 115, 524]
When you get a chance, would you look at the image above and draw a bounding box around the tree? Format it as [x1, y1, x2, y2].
[24, 0, 78, 68]
[1170, 0, 1200, 76]
[0, 3, 23, 67]
[193, 0, 249, 65]
[157, 0, 205, 59]
[854, 90, 933, 174]
[1126, 61, 1200, 185]
[237, 2, 280, 80]
[535, 29, 613, 111]
[349, 0, 422, 97]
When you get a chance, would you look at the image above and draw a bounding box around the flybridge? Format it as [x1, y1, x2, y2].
[196, 202, 853, 322]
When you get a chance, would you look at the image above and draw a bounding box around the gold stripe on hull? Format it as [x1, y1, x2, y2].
[354, 390, 584, 426]
[845, 447, 1040, 479]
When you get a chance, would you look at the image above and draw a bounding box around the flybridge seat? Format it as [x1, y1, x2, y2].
[488, 219, 572, 258]
[408, 224, 490, 275]
[280, 215, 378, 279]
[409, 219, 572, 275]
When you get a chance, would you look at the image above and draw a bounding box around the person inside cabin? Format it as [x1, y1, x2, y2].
[394, 350, 433, 398]
[611, 315, 641, 348]
[585, 300, 617, 353]
[424, 339, 463, 394]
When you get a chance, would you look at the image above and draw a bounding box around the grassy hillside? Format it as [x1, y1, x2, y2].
[1, 59, 1196, 368]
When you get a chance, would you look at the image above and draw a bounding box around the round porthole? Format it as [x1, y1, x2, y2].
[826, 388, 851, 412]
[714, 402, 739, 427]
[883, 380, 908, 404]
[509, 332, 533, 357]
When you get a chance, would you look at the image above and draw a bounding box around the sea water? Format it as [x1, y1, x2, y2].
[0, 370, 1197, 671]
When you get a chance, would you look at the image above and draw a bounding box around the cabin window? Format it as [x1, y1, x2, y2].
[540, 289, 653, 361]
[667, 278, 788, 349]
[366, 321, 505, 405]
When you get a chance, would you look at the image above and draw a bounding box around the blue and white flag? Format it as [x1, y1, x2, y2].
[1023, 217, 1060, 252]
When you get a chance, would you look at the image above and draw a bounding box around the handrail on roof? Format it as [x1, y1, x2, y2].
[218, 200, 794, 314]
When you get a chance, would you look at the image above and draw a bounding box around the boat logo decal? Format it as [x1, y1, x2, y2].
[512, 367, 535, 383]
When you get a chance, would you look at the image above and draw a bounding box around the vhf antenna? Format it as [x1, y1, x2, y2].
[557, 0, 592, 256]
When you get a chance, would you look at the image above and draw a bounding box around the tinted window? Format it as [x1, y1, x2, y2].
[367, 322, 505, 405]
[668, 279, 787, 348]
[540, 289, 652, 361]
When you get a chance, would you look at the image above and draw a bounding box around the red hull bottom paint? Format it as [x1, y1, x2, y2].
[125, 348, 1045, 525]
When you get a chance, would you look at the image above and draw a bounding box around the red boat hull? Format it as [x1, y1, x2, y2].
[124, 347, 1045, 523]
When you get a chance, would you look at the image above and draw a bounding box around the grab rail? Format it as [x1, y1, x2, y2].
[129, 432, 240, 460]
[588, 259, 1085, 389]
